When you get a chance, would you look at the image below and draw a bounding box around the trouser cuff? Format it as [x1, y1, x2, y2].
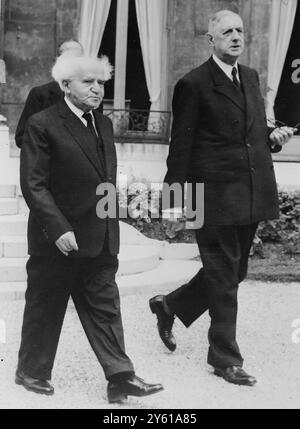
[104, 362, 135, 381]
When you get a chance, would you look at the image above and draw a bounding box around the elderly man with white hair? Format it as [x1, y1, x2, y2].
[15, 40, 85, 148]
[16, 55, 163, 403]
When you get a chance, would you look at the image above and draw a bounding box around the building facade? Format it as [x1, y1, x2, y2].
[0, 0, 299, 162]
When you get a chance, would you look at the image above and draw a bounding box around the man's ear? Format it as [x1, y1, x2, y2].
[62, 79, 70, 93]
[206, 33, 214, 47]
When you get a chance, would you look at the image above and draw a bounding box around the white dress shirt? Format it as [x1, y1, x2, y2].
[64, 97, 98, 133]
[212, 54, 240, 84]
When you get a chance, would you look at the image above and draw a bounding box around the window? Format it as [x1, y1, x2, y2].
[273, 0, 300, 162]
[275, 1, 300, 132]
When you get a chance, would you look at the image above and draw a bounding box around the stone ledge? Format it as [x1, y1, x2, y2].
[0, 185, 16, 198]
[0, 259, 201, 301]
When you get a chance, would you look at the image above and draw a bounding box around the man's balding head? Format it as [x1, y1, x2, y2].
[58, 40, 84, 57]
[207, 10, 244, 65]
[207, 10, 242, 37]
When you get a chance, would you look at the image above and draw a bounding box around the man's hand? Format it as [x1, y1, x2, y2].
[269, 126, 297, 147]
[55, 231, 78, 256]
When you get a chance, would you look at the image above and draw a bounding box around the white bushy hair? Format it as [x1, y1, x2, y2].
[51, 55, 113, 90]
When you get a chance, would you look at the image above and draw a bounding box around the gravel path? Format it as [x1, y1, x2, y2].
[0, 280, 299, 409]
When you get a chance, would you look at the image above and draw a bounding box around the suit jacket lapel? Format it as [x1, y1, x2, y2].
[208, 57, 245, 112]
[94, 110, 114, 180]
[58, 101, 106, 181]
[239, 66, 256, 132]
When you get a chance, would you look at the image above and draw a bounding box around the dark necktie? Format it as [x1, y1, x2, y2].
[231, 66, 240, 88]
[82, 112, 105, 171]
[82, 112, 98, 139]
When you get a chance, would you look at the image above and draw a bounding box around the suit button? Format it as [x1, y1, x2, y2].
[251, 167, 255, 173]
[246, 143, 251, 148]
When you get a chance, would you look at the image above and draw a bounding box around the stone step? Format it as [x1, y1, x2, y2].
[0, 235, 200, 261]
[118, 244, 159, 275]
[159, 243, 199, 260]
[0, 258, 27, 282]
[0, 198, 19, 215]
[0, 215, 27, 236]
[0, 244, 160, 281]
[0, 157, 20, 184]
[0, 220, 161, 258]
[0, 236, 27, 258]
[0, 184, 17, 198]
[0, 260, 200, 300]
[0, 282, 26, 300]
[0, 217, 158, 238]
[119, 222, 199, 260]
[18, 196, 29, 215]
[117, 260, 200, 295]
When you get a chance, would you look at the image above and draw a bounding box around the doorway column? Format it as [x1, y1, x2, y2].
[0, 0, 6, 118]
[113, 0, 129, 110]
[0, 0, 9, 161]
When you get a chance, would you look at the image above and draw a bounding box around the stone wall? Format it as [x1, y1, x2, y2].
[0, 0, 79, 133]
[0, 0, 272, 134]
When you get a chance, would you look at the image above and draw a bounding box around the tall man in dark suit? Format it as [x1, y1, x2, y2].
[15, 40, 84, 148]
[150, 10, 295, 386]
[16, 55, 163, 403]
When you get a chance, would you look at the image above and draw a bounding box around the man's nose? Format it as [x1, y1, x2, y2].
[91, 82, 102, 93]
[231, 29, 241, 40]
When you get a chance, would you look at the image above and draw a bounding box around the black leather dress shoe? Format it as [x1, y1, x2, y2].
[15, 370, 54, 395]
[149, 295, 176, 351]
[214, 366, 257, 386]
[107, 375, 164, 403]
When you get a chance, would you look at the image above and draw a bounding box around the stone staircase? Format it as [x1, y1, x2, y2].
[0, 184, 200, 300]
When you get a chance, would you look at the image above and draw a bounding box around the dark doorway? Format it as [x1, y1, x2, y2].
[99, 0, 117, 101]
[98, 0, 149, 111]
[275, 1, 300, 134]
[125, 0, 150, 111]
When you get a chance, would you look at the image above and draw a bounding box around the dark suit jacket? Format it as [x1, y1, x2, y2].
[164, 57, 281, 225]
[15, 82, 63, 148]
[20, 100, 119, 257]
[15, 81, 103, 148]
